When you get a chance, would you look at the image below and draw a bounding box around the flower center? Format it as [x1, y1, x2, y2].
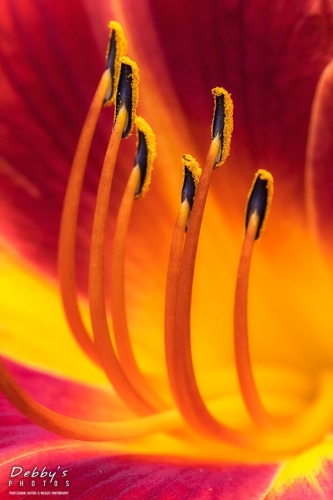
[1, 21, 333, 462]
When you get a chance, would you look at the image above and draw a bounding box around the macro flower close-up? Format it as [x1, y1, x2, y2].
[1, 0, 333, 498]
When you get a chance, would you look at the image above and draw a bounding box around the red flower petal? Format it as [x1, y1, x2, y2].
[0, 452, 278, 499]
[0, 358, 129, 458]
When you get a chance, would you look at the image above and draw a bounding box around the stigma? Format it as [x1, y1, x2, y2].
[1, 21, 333, 461]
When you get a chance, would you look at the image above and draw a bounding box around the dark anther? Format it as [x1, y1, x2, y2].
[115, 62, 134, 138]
[212, 93, 225, 137]
[134, 130, 148, 197]
[245, 174, 270, 240]
[105, 30, 116, 103]
[212, 93, 226, 165]
[181, 166, 196, 210]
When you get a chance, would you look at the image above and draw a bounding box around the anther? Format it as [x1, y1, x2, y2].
[245, 169, 274, 240]
[134, 116, 157, 198]
[181, 154, 201, 211]
[104, 21, 128, 105]
[211, 87, 234, 168]
[115, 57, 139, 137]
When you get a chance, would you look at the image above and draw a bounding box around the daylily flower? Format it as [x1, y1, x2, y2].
[1, 0, 333, 498]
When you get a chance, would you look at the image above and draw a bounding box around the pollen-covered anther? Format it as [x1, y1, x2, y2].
[115, 56, 139, 138]
[245, 169, 274, 240]
[104, 21, 128, 105]
[211, 87, 234, 168]
[181, 154, 201, 210]
[134, 116, 157, 198]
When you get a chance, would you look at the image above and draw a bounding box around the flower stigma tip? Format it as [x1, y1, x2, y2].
[245, 169, 274, 240]
[134, 116, 157, 198]
[211, 87, 234, 168]
[104, 21, 128, 105]
[115, 56, 139, 138]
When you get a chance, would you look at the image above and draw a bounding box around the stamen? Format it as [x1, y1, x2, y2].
[134, 116, 156, 198]
[115, 57, 139, 138]
[234, 170, 274, 428]
[165, 155, 201, 395]
[57, 69, 111, 366]
[211, 87, 234, 168]
[104, 21, 128, 105]
[110, 120, 166, 411]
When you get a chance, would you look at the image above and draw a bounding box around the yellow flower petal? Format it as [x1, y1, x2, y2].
[266, 438, 333, 499]
[0, 241, 107, 386]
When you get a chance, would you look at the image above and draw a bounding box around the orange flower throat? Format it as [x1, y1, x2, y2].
[1, 21, 333, 462]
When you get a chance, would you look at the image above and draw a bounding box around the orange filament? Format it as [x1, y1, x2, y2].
[88, 104, 155, 416]
[165, 199, 190, 376]
[2, 350, 333, 455]
[111, 165, 167, 411]
[234, 213, 272, 429]
[57, 69, 111, 366]
[0, 359, 181, 441]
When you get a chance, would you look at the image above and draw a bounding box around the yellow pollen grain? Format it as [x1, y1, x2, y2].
[247, 169, 274, 239]
[211, 87, 234, 168]
[105, 21, 128, 106]
[182, 154, 202, 190]
[134, 116, 157, 198]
